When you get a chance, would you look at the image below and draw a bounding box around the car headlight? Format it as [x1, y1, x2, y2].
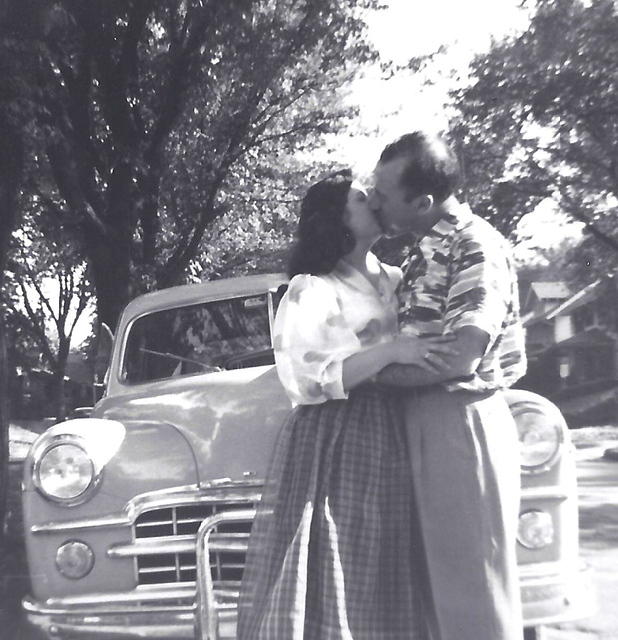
[518, 510, 555, 549]
[513, 407, 563, 473]
[34, 439, 97, 504]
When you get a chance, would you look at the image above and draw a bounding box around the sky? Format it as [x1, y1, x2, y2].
[333, 0, 583, 260]
[367, 0, 529, 63]
[336, 0, 533, 176]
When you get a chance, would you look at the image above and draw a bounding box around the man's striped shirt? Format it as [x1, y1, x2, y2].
[398, 203, 526, 392]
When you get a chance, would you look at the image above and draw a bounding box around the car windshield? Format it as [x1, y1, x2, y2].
[122, 294, 274, 384]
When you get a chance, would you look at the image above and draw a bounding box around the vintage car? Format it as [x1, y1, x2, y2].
[21, 273, 595, 640]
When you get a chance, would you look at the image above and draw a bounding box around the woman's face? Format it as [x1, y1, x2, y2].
[344, 181, 382, 244]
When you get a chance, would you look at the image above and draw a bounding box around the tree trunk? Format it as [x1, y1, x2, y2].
[53, 340, 70, 422]
[88, 234, 133, 333]
[53, 371, 67, 422]
[0, 317, 9, 538]
[0, 111, 23, 541]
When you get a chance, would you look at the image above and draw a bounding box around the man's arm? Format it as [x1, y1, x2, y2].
[376, 326, 489, 387]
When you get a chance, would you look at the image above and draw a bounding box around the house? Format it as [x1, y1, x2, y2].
[521, 281, 572, 356]
[11, 353, 94, 420]
[518, 276, 618, 424]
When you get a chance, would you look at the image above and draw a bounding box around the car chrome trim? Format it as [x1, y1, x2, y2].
[196, 508, 256, 640]
[520, 486, 569, 502]
[21, 561, 577, 614]
[23, 584, 196, 612]
[108, 532, 250, 558]
[31, 514, 132, 535]
[22, 562, 595, 639]
[31, 481, 565, 536]
[24, 613, 197, 640]
[32, 482, 263, 535]
[520, 562, 597, 627]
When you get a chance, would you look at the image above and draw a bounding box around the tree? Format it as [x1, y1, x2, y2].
[189, 152, 340, 279]
[29, 0, 379, 331]
[448, 0, 618, 277]
[0, 0, 62, 537]
[5, 217, 92, 422]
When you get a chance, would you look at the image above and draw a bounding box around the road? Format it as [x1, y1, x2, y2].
[545, 441, 618, 640]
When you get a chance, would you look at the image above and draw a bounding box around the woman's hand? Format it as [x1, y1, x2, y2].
[389, 334, 458, 372]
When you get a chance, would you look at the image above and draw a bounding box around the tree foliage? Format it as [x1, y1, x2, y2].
[449, 0, 618, 280]
[4, 213, 92, 421]
[0, 0, 61, 538]
[189, 152, 340, 279]
[27, 0, 378, 330]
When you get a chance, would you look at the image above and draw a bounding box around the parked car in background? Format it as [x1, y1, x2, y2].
[20, 274, 595, 639]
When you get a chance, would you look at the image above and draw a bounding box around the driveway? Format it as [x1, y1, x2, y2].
[544, 431, 618, 640]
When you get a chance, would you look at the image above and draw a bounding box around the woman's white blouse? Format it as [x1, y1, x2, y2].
[273, 254, 402, 405]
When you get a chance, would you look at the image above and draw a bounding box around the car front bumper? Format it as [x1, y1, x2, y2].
[519, 561, 596, 627]
[22, 584, 207, 640]
[23, 562, 596, 639]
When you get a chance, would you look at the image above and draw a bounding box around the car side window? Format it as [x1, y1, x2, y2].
[122, 295, 274, 384]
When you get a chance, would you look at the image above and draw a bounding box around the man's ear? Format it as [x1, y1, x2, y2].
[409, 193, 433, 212]
[418, 194, 434, 212]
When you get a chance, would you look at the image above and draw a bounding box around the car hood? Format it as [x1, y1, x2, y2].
[93, 365, 292, 486]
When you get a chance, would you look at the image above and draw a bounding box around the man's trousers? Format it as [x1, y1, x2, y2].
[404, 387, 523, 640]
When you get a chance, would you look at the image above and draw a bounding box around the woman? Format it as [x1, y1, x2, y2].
[237, 170, 454, 639]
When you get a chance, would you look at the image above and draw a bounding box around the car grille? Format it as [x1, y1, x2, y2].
[134, 502, 255, 586]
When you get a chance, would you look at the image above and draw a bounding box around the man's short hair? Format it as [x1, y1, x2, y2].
[379, 131, 460, 203]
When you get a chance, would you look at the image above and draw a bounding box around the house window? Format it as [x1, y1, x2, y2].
[577, 347, 613, 382]
[596, 300, 614, 330]
[573, 306, 595, 332]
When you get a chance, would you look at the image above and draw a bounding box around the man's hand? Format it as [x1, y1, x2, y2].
[377, 326, 490, 387]
[390, 334, 458, 373]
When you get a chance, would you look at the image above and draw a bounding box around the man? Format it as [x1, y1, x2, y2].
[369, 131, 526, 640]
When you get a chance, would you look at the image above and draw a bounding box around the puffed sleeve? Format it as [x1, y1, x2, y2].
[272, 274, 362, 405]
[444, 226, 514, 348]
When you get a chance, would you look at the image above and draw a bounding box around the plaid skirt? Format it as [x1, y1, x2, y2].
[237, 385, 429, 640]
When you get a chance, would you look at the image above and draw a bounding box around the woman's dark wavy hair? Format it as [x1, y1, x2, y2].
[288, 169, 356, 278]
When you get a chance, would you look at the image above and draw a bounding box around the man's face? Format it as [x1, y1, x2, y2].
[369, 157, 421, 236]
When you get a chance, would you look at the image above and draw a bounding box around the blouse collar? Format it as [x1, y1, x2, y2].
[334, 252, 389, 297]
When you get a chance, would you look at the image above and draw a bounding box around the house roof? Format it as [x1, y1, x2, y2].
[522, 281, 571, 316]
[546, 280, 602, 319]
[547, 327, 614, 351]
[521, 309, 553, 327]
[529, 282, 571, 301]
